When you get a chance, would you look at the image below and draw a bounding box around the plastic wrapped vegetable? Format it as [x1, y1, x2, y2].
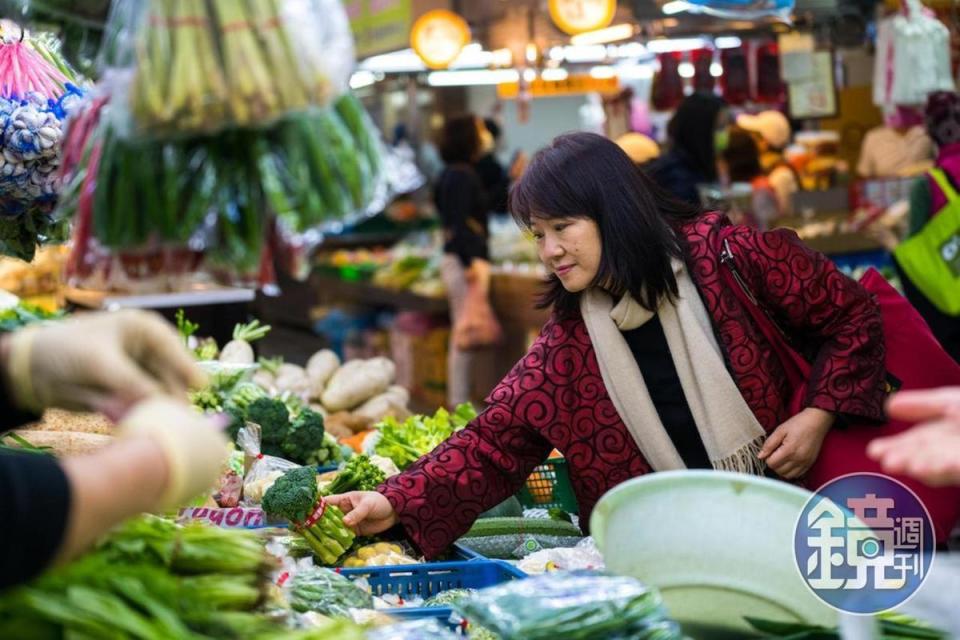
[237, 423, 298, 505]
[340, 541, 414, 568]
[260, 466, 355, 565]
[455, 572, 682, 640]
[287, 566, 373, 616]
[366, 619, 460, 640]
[456, 518, 583, 560]
[321, 357, 395, 412]
[424, 589, 476, 608]
[103, 0, 354, 138]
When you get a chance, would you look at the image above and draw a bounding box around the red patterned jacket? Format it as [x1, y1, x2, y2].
[380, 213, 887, 558]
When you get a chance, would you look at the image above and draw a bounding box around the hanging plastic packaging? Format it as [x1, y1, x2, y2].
[57, 93, 391, 291]
[874, 0, 954, 108]
[99, 0, 355, 140]
[0, 21, 86, 260]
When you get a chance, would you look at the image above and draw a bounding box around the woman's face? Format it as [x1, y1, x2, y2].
[530, 215, 602, 293]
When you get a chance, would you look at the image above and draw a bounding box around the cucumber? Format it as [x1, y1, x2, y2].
[460, 517, 581, 539]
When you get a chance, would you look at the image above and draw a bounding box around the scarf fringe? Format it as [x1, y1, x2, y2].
[711, 434, 768, 476]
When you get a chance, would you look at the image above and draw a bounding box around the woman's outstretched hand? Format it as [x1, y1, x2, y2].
[325, 491, 399, 536]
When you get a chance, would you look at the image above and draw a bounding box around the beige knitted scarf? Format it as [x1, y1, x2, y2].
[580, 260, 767, 475]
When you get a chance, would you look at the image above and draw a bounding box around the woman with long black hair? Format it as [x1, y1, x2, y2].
[328, 132, 887, 555]
[647, 92, 727, 205]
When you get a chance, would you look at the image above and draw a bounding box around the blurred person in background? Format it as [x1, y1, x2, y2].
[721, 126, 781, 229]
[615, 132, 661, 170]
[475, 118, 528, 215]
[435, 114, 503, 406]
[858, 106, 933, 179]
[475, 118, 510, 215]
[891, 91, 960, 363]
[647, 93, 727, 206]
[737, 110, 798, 215]
[0, 311, 228, 589]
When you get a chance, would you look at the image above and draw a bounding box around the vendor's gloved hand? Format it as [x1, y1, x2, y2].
[119, 397, 230, 509]
[3, 310, 206, 420]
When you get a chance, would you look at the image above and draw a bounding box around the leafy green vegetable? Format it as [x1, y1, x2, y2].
[233, 319, 271, 343]
[374, 403, 477, 470]
[0, 515, 281, 639]
[322, 455, 386, 495]
[175, 308, 199, 344]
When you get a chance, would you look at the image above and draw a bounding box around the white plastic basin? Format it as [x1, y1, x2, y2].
[590, 470, 838, 637]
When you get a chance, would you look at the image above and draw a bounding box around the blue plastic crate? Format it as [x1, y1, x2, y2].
[340, 558, 525, 633]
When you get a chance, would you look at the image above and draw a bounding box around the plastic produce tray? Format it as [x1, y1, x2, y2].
[516, 457, 578, 513]
[340, 557, 526, 633]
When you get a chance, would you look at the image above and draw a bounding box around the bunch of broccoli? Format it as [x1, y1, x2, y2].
[230, 396, 327, 465]
[261, 467, 355, 565]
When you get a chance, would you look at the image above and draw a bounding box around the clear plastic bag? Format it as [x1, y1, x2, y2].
[0, 21, 86, 260]
[238, 422, 299, 506]
[285, 565, 373, 617]
[58, 94, 389, 291]
[365, 619, 460, 640]
[99, 0, 354, 140]
[517, 537, 605, 575]
[455, 571, 683, 640]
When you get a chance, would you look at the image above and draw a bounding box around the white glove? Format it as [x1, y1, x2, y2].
[4, 310, 206, 419]
[119, 398, 230, 509]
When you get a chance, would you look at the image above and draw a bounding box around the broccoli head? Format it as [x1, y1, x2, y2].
[282, 408, 326, 464]
[246, 397, 290, 445]
[322, 455, 386, 496]
[261, 466, 320, 522]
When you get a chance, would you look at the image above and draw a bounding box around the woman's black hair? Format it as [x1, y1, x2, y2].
[439, 114, 481, 165]
[667, 92, 726, 182]
[723, 126, 763, 183]
[510, 132, 702, 316]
